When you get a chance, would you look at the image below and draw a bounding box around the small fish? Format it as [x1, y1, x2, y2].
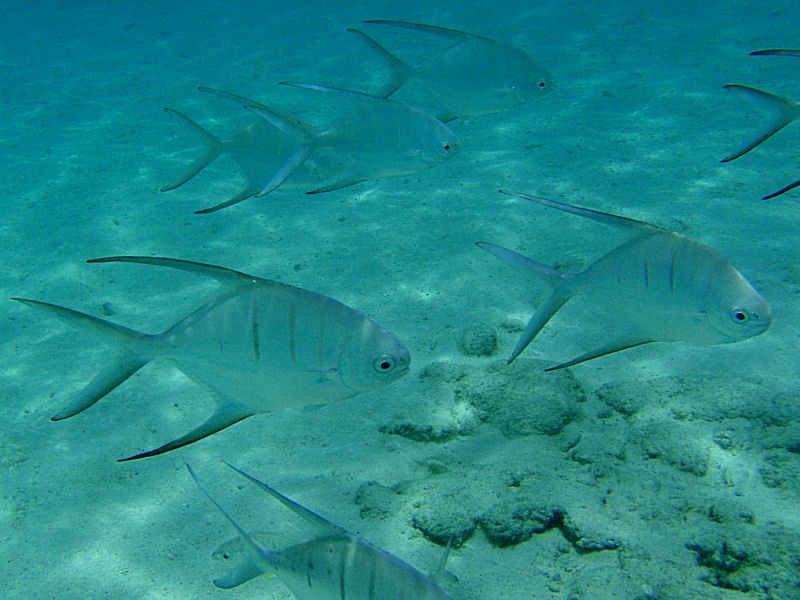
[188, 463, 456, 599]
[13, 257, 410, 461]
[478, 191, 771, 370]
[164, 85, 459, 213]
[349, 19, 553, 122]
[722, 49, 800, 199]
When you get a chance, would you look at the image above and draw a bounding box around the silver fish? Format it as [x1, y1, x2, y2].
[13, 257, 410, 461]
[349, 19, 553, 122]
[723, 49, 800, 199]
[163, 85, 459, 213]
[188, 463, 456, 599]
[478, 191, 771, 370]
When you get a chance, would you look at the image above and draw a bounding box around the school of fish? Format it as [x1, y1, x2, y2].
[13, 18, 785, 599]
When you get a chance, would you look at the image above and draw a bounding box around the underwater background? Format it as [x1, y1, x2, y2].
[2, 0, 799, 598]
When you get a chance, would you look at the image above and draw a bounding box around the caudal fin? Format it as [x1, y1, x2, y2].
[475, 242, 573, 363]
[347, 28, 411, 99]
[722, 84, 800, 162]
[12, 298, 153, 419]
[161, 107, 224, 191]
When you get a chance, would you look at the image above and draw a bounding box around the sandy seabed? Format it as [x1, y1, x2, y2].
[2, 1, 799, 598]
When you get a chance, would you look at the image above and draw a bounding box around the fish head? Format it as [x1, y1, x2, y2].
[338, 322, 411, 392]
[705, 275, 771, 343]
[411, 118, 460, 165]
[489, 45, 553, 106]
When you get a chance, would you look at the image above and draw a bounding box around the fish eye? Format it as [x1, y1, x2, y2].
[373, 355, 396, 373]
[537, 79, 547, 90]
[730, 308, 751, 323]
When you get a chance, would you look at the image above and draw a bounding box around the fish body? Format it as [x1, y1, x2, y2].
[164, 85, 458, 213]
[723, 49, 800, 198]
[189, 464, 455, 599]
[479, 192, 771, 369]
[13, 257, 410, 460]
[352, 20, 552, 121]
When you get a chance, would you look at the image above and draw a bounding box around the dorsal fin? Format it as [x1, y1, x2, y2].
[87, 256, 258, 288]
[279, 81, 394, 103]
[363, 19, 480, 41]
[187, 465, 273, 576]
[223, 462, 346, 537]
[498, 190, 664, 233]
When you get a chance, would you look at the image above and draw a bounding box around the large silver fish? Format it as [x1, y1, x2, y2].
[13, 257, 410, 461]
[723, 49, 800, 199]
[163, 85, 459, 213]
[349, 20, 553, 122]
[188, 463, 456, 599]
[478, 191, 771, 370]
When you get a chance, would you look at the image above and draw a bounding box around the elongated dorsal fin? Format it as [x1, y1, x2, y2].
[363, 19, 480, 41]
[223, 462, 346, 537]
[87, 256, 259, 288]
[498, 190, 664, 234]
[187, 465, 272, 579]
[279, 81, 401, 104]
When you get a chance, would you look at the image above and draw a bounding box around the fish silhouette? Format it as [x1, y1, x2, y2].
[13, 257, 410, 461]
[349, 19, 552, 122]
[188, 463, 456, 599]
[722, 48, 800, 199]
[478, 191, 771, 370]
[163, 85, 459, 213]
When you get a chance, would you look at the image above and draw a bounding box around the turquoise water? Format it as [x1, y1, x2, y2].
[3, 1, 799, 598]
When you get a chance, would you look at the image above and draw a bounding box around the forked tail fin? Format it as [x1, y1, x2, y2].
[161, 107, 225, 191]
[11, 298, 154, 419]
[721, 84, 800, 162]
[475, 242, 572, 363]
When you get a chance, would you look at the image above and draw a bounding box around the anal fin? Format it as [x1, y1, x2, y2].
[545, 336, 653, 371]
[118, 402, 255, 462]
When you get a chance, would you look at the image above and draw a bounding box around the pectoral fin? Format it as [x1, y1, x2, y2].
[118, 402, 255, 462]
[545, 336, 653, 371]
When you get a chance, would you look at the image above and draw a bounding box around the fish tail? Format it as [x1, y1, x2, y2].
[161, 107, 224, 191]
[347, 27, 411, 98]
[722, 84, 800, 162]
[12, 298, 155, 420]
[187, 465, 272, 589]
[476, 242, 573, 363]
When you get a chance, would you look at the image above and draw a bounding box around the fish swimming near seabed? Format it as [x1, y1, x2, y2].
[478, 191, 771, 370]
[348, 19, 553, 122]
[187, 463, 456, 599]
[722, 48, 800, 199]
[12, 257, 410, 461]
[163, 84, 459, 213]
